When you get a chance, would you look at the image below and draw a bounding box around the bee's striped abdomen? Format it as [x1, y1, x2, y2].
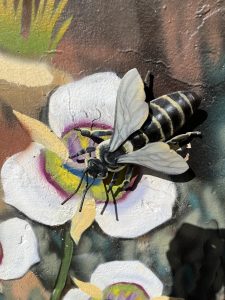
[142, 91, 201, 142]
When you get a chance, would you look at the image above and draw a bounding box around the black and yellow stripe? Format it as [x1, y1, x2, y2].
[141, 91, 201, 142]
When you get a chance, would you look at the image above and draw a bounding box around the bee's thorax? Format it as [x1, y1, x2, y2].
[96, 140, 126, 172]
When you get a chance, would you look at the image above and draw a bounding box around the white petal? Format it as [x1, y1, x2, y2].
[95, 175, 177, 238]
[1, 143, 79, 226]
[0, 218, 40, 280]
[91, 260, 163, 298]
[63, 288, 89, 300]
[48, 72, 121, 136]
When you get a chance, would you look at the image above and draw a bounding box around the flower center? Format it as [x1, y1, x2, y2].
[90, 282, 149, 300]
[0, 242, 3, 264]
[41, 126, 135, 203]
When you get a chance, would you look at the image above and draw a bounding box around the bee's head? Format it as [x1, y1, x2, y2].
[86, 158, 108, 179]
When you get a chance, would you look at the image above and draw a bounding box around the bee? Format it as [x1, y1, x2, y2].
[62, 69, 201, 220]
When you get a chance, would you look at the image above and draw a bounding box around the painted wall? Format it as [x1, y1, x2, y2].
[0, 1, 224, 299]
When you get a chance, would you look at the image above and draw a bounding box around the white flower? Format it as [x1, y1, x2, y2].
[64, 260, 163, 300]
[0, 218, 39, 280]
[1, 72, 177, 238]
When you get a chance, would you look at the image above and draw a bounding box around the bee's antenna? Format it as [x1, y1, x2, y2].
[91, 108, 101, 130]
[61, 169, 88, 205]
[79, 177, 96, 212]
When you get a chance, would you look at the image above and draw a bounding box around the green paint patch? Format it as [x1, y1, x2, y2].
[29, 288, 46, 300]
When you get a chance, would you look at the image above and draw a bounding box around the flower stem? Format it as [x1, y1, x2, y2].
[51, 228, 74, 300]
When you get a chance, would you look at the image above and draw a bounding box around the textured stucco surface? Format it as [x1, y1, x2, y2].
[0, 1, 225, 299]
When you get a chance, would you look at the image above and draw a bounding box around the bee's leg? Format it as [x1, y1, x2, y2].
[78, 173, 88, 211]
[90, 129, 113, 137]
[79, 175, 96, 212]
[111, 189, 119, 221]
[73, 128, 113, 145]
[61, 170, 87, 205]
[107, 172, 120, 193]
[144, 70, 155, 103]
[70, 146, 96, 159]
[101, 172, 120, 217]
[100, 181, 110, 215]
[166, 131, 202, 149]
[74, 128, 113, 138]
[102, 186, 119, 221]
[73, 128, 91, 137]
[120, 165, 133, 191]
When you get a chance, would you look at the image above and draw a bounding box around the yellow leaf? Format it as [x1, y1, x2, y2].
[13, 110, 69, 161]
[51, 0, 69, 26]
[50, 16, 73, 50]
[70, 198, 96, 245]
[72, 277, 103, 300]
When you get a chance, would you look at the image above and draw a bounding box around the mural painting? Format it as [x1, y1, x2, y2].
[0, 1, 224, 300]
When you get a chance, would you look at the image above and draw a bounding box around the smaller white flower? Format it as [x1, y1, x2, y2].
[64, 260, 163, 300]
[0, 218, 40, 280]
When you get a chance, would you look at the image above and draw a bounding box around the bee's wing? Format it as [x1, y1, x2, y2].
[117, 142, 189, 175]
[109, 68, 149, 152]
